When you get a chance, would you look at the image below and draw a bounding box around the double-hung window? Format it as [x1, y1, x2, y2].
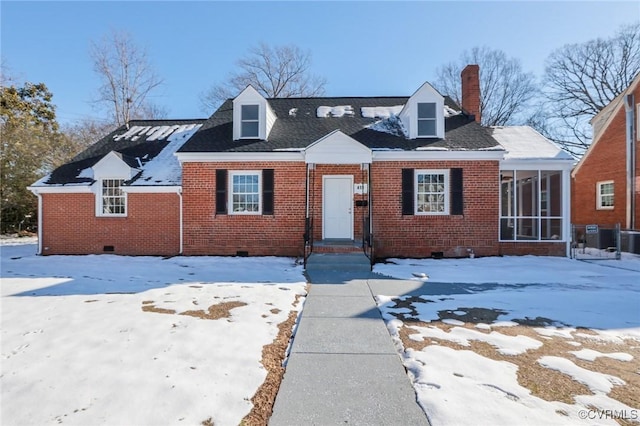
[415, 170, 449, 215]
[230, 171, 261, 214]
[100, 179, 126, 216]
[597, 181, 614, 209]
[241, 105, 259, 138]
[417, 102, 437, 137]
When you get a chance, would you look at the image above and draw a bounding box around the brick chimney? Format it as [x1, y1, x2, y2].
[461, 64, 481, 123]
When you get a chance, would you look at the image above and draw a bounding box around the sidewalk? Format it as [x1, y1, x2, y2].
[269, 269, 430, 425]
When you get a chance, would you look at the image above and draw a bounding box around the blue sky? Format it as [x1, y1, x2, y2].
[2, 1, 639, 125]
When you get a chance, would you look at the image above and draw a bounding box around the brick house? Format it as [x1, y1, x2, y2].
[572, 72, 640, 231]
[30, 65, 575, 259]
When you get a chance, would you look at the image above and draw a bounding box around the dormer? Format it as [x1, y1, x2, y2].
[232, 85, 277, 141]
[399, 81, 445, 139]
[91, 151, 140, 217]
[92, 151, 139, 181]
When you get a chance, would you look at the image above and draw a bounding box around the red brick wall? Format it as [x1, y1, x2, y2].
[371, 160, 501, 258]
[182, 162, 307, 256]
[498, 241, 566, 256]
[40, 192, 180, 255]
[572, 84, 640, 229]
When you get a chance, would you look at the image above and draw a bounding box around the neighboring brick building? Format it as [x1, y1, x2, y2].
[30, 65, 575, 259]
[572, 73, 640, 231]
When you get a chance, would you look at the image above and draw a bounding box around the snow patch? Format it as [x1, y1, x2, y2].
[367, 115, 408, 137]
[538, 356, 625, 394]
[361, 105, 404, 119]
[569, 349, 633, 362]
[316, 105, 354, 118]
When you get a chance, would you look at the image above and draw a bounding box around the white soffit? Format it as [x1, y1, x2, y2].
[305, 130, 372, 164]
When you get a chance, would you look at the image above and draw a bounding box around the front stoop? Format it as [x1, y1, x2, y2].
[305, 252, 371, 272]
[312, 240, 364, 254]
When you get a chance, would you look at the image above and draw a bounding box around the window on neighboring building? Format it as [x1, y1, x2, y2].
[230, 171, 261, 214]
[597, 181, 614, 209]
[417, 102, 437, 137]
[241, 105, 259, 138]
[500, 170, 563, 241]
[100, 179, 126, 216]
[415, 169, 449, 215]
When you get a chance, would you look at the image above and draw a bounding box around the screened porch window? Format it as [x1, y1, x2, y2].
[500, 170, 563, 241]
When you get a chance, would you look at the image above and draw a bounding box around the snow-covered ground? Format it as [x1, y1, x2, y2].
[374, 255, 640, 425]
[0, 237, 306, 426]
[3, 236, 639, 425]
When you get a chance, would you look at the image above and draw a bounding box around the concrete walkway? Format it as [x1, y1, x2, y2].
[269, 267, 430, 425]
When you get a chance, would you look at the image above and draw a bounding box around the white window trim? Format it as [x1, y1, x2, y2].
[229, 170, 262, 215]
[415, 169, 449, 215]
[96, 178, 127, 217]
[417, 102, 437, 137]
[596, 180, 614, 210]
[240, 104, 260, 139]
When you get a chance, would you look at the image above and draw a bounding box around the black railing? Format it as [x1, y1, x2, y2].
[362, 215, 374, 266]
[303, 217, 313, 268]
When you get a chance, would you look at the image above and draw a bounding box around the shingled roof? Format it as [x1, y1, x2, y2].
[178, 96, 500, 153]
[34, 119, 205, 186]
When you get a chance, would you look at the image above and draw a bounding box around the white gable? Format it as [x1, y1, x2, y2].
[305, 130, 372, 164]
[399, 81, 445, 139]
[232, 85, 277, 140]
[92, 151, 138, 180]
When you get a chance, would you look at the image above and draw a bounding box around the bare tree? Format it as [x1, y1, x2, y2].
[61, 118, 117, 156]
[90, 30, 164, 126]
[200, 43, 327, 112]
[434, 47, 537, 126]
[540, 22, 640, 154]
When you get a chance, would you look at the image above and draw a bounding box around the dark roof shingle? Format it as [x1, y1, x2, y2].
[178, 96, 499, 153]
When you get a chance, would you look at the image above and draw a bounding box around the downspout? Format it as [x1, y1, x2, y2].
[37, 193, 43, 255]
[368, 162, 373, 266]
[625, 94, 636, 230]
[178, 190, 183, 255]
[564, 169, 571, 258]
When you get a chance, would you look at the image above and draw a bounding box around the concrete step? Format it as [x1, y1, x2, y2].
[312, 240, 363, 254]
[306, 253, 372, 272]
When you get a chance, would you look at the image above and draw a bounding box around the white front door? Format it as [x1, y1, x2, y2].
[323, 175, 353, 239]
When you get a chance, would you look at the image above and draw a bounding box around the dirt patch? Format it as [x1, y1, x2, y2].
[180, 301, 247, 320]
[141, 305, 176, 315]
[140, 300, 247, 320]
[398, 321, 640, 408]
[241, 292, 307, 425]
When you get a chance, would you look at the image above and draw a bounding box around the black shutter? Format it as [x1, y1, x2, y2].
[215, 169, 227, 214]
[450, 168, 463, 215]
[401, 168, 414, 215]
[262, 169, 274, 215]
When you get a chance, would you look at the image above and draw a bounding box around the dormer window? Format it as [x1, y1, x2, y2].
[417, 103, 436, 137]
[99, 178, 126, 216]
[241, 105, 259, 138]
